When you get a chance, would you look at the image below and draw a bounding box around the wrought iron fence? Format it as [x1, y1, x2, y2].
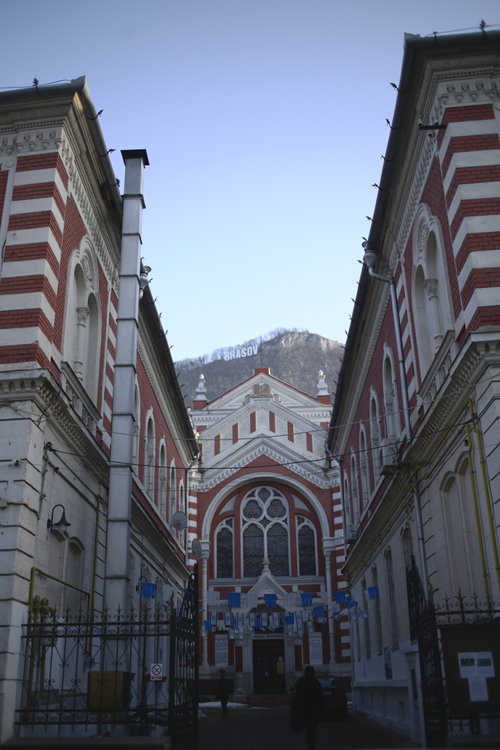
[17, 566, 198, 749]
[407, 569, 500, 748]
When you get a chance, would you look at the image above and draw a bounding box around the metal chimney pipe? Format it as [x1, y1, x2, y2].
[104, 149, 149, 614]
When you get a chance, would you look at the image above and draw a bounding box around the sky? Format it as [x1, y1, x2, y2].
[1, 1, 499, 362]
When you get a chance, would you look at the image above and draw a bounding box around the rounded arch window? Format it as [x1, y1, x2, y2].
[241, 486, 289, 577]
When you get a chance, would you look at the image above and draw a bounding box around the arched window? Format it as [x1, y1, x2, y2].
[441, 459, 482, 599]
[370, 396, 383, 477]
[372, 565, 383, 653]
[351, 456, 360, 524]
[159, 444, 167, 517]
[241, 487, 289, 578]
[169, 465, 176, 522]
[297, 517, 316, 575]
[402, 528, 412, 571]
[385, 550, 399, 647]
[178, 483, 185, 547]
[216, 518, 234, 578]
[47, 529, 65, 607]
[412, 207, 454, 381]
[360, 429, 370, 507]
[343, 476, 350, 527]
[145, 416, 155, 498]
[132, 385, 140, 475]
[383, 355, 399, 442]
[66, 539, 84, 612]
[243, 523, 264, 577]
[361, 579, 370, 659]
[62, 240, 101, 403]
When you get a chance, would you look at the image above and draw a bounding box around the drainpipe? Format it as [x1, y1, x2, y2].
[363, 246, 429, 604]
[104, 149, 149, 615]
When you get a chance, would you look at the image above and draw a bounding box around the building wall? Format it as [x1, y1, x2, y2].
[328, 35, 500, 744]
[0, 84, 196, 743]
[191, 371, 349, 699]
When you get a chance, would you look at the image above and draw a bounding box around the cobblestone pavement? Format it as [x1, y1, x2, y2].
[198, 706, 419, 749]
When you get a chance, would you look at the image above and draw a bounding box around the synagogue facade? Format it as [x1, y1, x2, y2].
[189, 368, 350, 699]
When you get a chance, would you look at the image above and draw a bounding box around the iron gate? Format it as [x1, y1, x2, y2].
[408, 562, 500, 747]
[16, 565, 199, 749]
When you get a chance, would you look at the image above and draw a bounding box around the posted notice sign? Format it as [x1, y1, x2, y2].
[150, 664, 163, 681]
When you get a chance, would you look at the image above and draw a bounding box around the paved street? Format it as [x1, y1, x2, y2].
[198, 705, 418, 750]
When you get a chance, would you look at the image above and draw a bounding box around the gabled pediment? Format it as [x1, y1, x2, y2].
[208, 372, 322, 412]
[244, 568, 296, 611]
[198, 437, 335, 491]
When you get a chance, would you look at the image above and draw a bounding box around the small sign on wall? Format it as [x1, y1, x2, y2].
[309, 637, 323, 665]
[215, 637, 228, 667]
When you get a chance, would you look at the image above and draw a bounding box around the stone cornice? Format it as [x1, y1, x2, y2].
[0, 370, 111, 480]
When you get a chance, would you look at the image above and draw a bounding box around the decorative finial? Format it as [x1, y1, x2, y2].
[194, 373, 207, 401]
[317, 370, 329, 397]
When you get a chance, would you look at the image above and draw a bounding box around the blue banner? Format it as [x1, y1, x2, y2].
[300, 593, 312, 607]
[228, 592, 241, 608]
[141, 582, 157, 599]
[265, 594, 277, 609]
[368, 586, 379, 600]
[335, 590, 346, 604]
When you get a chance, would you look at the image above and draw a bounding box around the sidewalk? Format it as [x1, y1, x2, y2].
[198, 705, 419, 749]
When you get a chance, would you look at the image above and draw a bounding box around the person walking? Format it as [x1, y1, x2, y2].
[216, 668, 229, 715]
[291, 665, 326, 750]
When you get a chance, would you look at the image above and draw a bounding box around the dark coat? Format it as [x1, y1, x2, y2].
[291, 675, 326, 726]
[216, 676, 229, 702]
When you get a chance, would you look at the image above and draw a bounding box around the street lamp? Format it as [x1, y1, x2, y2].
[47, 504, 71, 530]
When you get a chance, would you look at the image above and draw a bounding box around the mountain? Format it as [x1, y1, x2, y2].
[174, 328, 344, 404]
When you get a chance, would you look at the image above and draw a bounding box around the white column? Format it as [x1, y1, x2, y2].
[74, 306, 89, 381]
[424, 278, 443, 351]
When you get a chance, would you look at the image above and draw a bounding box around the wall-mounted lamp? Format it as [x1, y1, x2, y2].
[47, 504, 71, 530]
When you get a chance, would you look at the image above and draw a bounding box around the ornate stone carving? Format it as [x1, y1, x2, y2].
[76, 306, 90, 325]
[419, 224, 429, 260]
[423, 278, 438, 298]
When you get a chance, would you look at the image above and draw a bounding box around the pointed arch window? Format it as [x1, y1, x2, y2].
[241, 486, 289, 578]
[297, 517, 316, 575]
[370, 397, 383, 476]
[351, 456, 360, 524]
[385, 550, 399, 647]
[372, 565, 383, 653]
[63, 241, 101, 403]
[412, 210, 454, 381]
[383, 356, 399, 442]
[145, 416, 155, 498]
[169, 465, 176, 522]
[159, 445, 167, 517]
[362, 579, 371, 659]
[216, 518, 234, 578]
[132, 385, 140, 475]
[360, 429, 370, 507]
